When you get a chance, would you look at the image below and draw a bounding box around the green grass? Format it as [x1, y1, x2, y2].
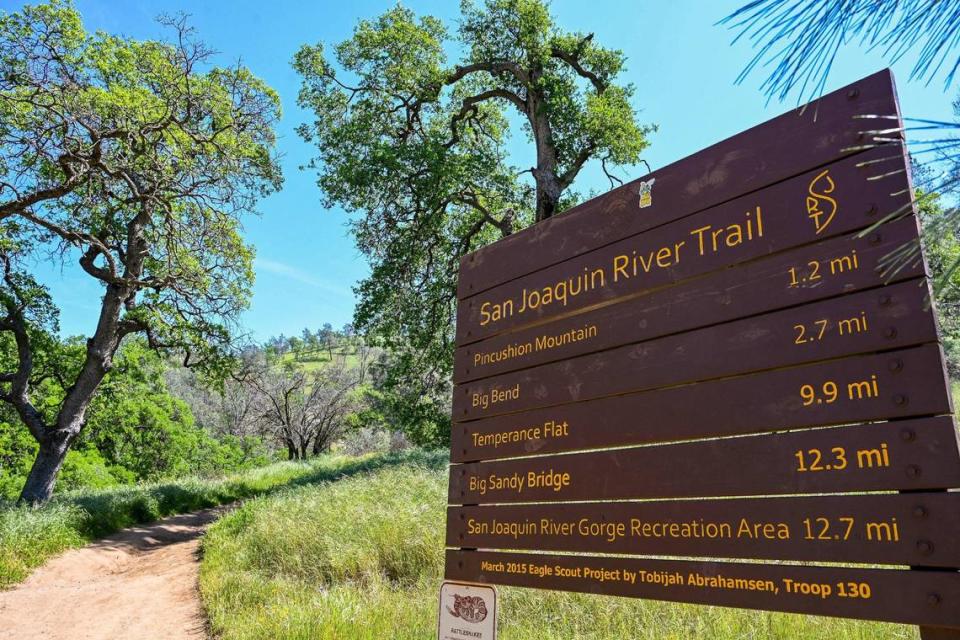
[280, 349, 361, 371]
[0, 450, 433, 589]
[199, 461, 918, 640]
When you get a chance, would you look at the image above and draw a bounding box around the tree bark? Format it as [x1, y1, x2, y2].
[533, 170, 562, 222]
[18, 430, 73, 504]
[17, 281, 129, 502]
[527, 84, 563, 223]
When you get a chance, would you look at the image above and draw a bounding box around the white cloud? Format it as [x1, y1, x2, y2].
[255, 258, 353, 297]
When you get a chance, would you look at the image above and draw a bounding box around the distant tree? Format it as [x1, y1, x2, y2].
[318, 322, 335, 360]
[355, 338, 378, 384]
[249, 355, 366, 459]
[278, 335, 289, 354]
[165, 360, 263, 440]
[288, 336, 304, 361]
[294, 0, 653, 422]
[341, 323, 355, 352]
[0, 2, 281, 502]
[362, 348, 451, 448]
[219, 379, 264, 439]
[301, 327, 317, 355]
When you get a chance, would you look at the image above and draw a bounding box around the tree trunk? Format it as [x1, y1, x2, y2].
[534, 172, 562, 222]
[18, 430, 72, 504]
[528, 92, 563, 223]
[286, 441, 297, 460]
[312, 435, 326, 456]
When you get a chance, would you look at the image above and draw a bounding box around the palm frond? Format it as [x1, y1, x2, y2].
[720, 1, 960, 103]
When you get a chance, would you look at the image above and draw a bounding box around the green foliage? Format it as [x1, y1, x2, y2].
[204, 463, 446, 589]
[0, 1, 282, 376]
[83, 340, 270, 480]
[0, 414, 36, 497]
[359, 380, 450, 449]
[56, 448, 131, 492]
[0, 338, 272, 499]
[919, 190, 960, 375]
[294, 1, 653, 433]
[199, 455, 915, 640]
[0, 501, 87, 588]
[0, 451, 428, 588]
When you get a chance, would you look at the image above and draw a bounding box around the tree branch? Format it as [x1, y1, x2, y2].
[550, 34, 606, 92]
[447, 61, 530, 86]
[446, 88, 527, 149]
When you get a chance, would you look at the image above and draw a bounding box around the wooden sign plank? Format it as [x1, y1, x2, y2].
[448, 416, 960, 504]
[456, 145, 911, 345]
[456, 70, 900, 301]
[455, 216, 925, 383]
[447, 493, 960, 567]
[454, 290, 940, 422]
[452, 345, 950, 463]
[445, 549, 960, 628]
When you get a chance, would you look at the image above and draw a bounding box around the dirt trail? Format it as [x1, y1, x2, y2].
[0, 505, 231, 640]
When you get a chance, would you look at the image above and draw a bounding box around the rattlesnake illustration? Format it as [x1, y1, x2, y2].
[447, 594, 488, 623]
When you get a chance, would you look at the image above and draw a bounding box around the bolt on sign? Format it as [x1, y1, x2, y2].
[443, 69, 960, 640]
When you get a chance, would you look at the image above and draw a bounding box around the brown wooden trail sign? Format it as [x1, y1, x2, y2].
[454, 144, 911, 347]
[452, 366, 948, 464]
[444, 70, 960, 637]
[455, 214, 925, 384]
[449, 417, 960, 503]
[454, 300, 943, 422]
[447, 550, 960, 628]
[448, 492, 960, 567]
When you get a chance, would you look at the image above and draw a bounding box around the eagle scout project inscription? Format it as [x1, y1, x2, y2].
[443, 70, 960, 638]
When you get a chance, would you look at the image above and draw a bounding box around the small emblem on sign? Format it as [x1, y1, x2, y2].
[806, 169, 837, 235]
[638, 178, 655, 208]
[447, 594, 488, 623]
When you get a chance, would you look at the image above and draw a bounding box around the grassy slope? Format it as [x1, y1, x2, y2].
[279, 349, 361, 372]
[200, 459, 918, 640]
[0, 451, 427, 589]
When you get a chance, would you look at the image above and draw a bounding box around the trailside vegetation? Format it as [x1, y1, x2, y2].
[0, 451, 421, 589]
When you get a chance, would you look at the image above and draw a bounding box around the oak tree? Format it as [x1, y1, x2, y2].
[294, 0, 653, 441]
[248, 354, 366, 459]
[0, 1, 281, 502]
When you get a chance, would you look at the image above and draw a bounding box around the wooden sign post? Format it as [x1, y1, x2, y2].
[444, 69, 960, 638]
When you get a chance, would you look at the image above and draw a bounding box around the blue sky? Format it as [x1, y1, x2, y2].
[6, 0, 958, 342]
